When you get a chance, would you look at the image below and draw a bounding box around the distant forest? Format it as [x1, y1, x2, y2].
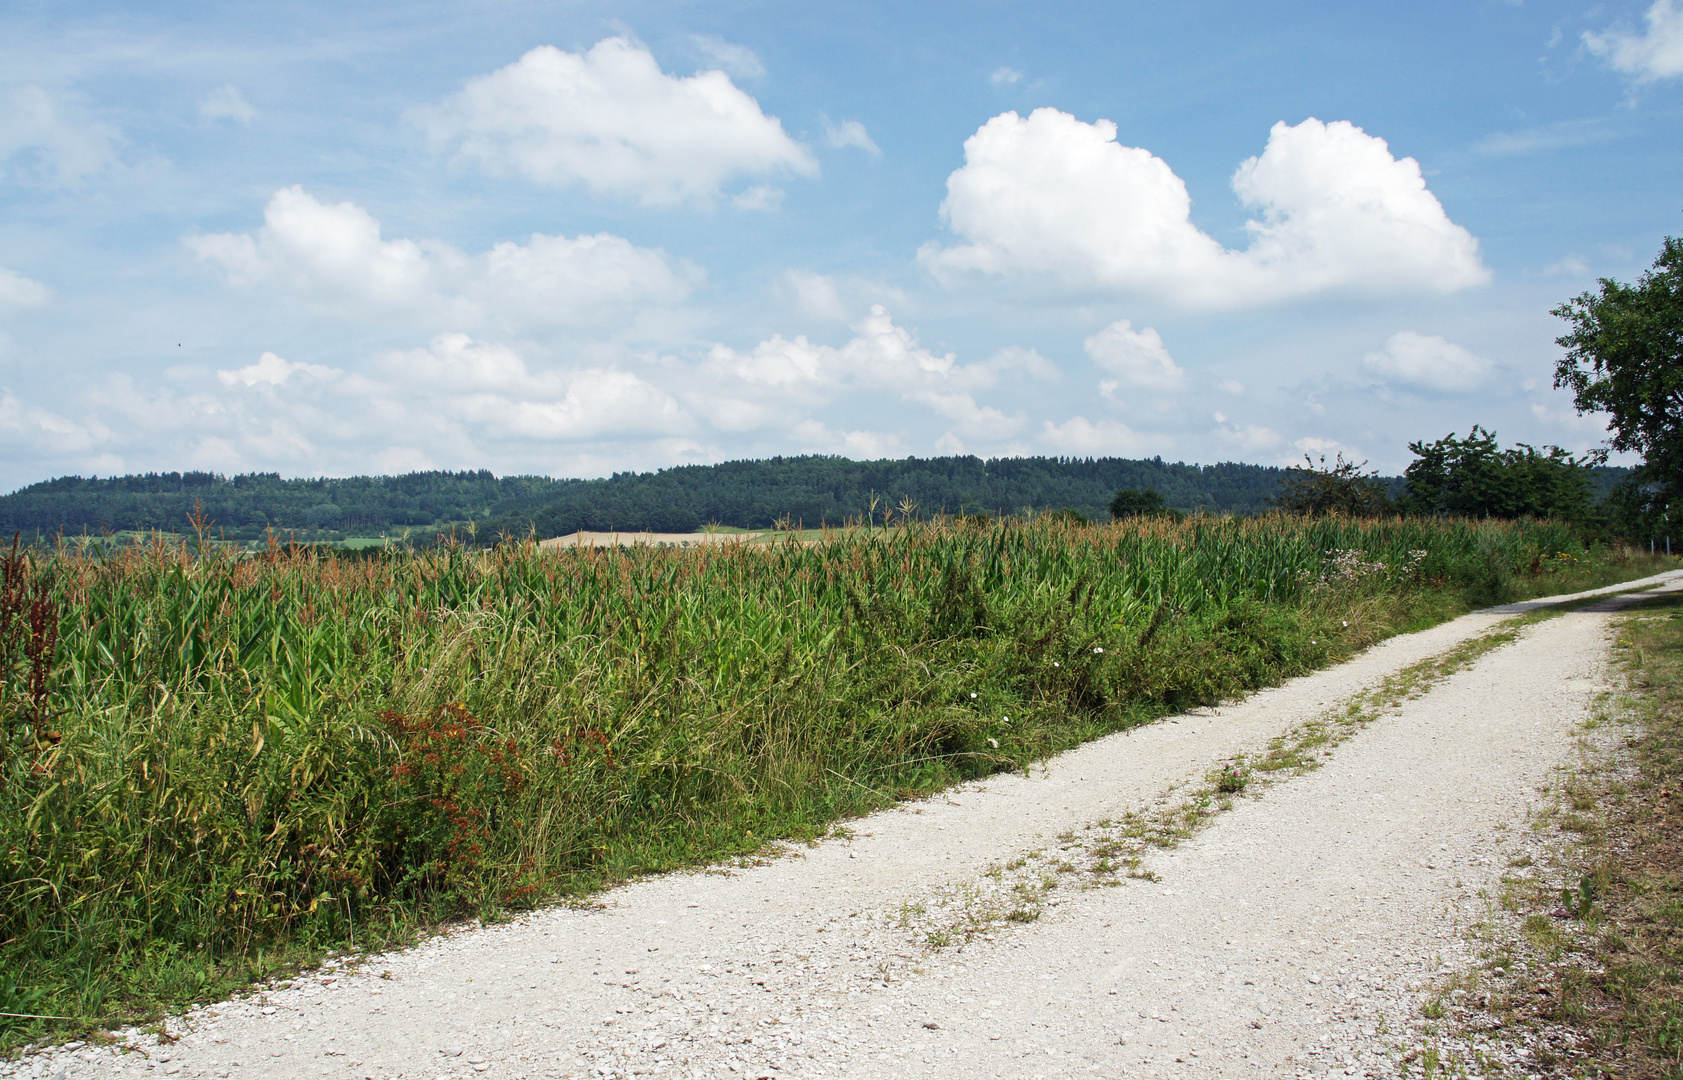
[1, 456, 1299, 542]
[0, 470, 568, 541]
[0, 455, 1635, 544]
[483, 456, 1296, 538]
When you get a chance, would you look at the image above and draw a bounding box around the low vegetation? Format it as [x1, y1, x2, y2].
[1582, 598, 1683, 1075]
[0, 514, 1668, 1046]
[1445, 591, 1683, 1078]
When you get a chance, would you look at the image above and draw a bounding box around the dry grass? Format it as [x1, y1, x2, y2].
[1417, 592, 1683, 1078]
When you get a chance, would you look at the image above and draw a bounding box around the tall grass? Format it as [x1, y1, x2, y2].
[0, 514, 1661, 1038]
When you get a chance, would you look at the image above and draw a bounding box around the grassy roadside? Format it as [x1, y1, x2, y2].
[0, 521, 1674, 1052]
[1546, 592, 1683, 1078]
[1405, 588, 1683, 1079]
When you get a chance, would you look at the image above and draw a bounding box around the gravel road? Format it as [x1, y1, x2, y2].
[18, 571, 1683, 1080]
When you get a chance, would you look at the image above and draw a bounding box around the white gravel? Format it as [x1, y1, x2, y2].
[16, 571, 1683, 1080]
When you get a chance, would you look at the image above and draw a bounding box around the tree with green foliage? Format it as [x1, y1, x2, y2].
[1271, 454, 1391, 517]
[1400, 426, 1592, 521]
[1553, 234, 1683, 532]
[1108, 488, 1167, 519]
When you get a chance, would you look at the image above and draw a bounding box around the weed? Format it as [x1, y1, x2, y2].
[1404, 588, 1683, 1077]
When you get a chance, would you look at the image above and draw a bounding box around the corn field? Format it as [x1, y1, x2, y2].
[0, 514, 1641, 1031]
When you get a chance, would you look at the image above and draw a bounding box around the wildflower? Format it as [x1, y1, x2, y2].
[1002, 716, 1011, 724]
[1341, 620, 1347, 627]
[987, 738, 1000, 749]
[970, 692, 977, 699]
[1216, 761, 1248, 793]
[1053, 662, 1060, 668]
[1093, 647, 1105, 654]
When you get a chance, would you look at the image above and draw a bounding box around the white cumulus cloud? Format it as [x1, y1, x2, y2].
[1215, 421, 1285, 454]
[791, 419, 904, 459]
[0, 390, 107, 455]
[412, 38, 817, 205]
[698, 305, 1029, 441]
[376, 334, 688, 441]
[1585, 0, 1683, 82]
[706, 305, 979, 395]
[372, 446, 437, 474]
[1361, 331, 1492, 394]
[1083, 320, 1185, 391]
[1039, 416, 1148, 455]
[184, 336, 696, 475]
[1292, 436, 1363, 463]
[981, 345, 1060, 382]
[6, 307, 1063, 479]
[187, 186, 699, 330]
[0, 267, 53, 312]
[218, 351, 340, 388]
[919, 109, 1488, 307]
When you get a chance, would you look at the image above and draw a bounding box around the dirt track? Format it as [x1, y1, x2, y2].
[25, 572, 1683, 1080]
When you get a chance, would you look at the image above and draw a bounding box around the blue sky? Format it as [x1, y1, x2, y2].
[1, 0, 1680, 489]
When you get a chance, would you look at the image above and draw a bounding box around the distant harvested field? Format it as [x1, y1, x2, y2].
[537, 529, 766, 549]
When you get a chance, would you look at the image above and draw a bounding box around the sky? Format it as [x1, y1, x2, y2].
[0, 0, 1680, 490]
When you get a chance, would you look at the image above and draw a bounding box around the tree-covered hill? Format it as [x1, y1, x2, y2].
[0, 456, 1297, 541]
[491, 455, 1295, 538]
[1, 454, 1638, 544]
[0, 470, 576, 540]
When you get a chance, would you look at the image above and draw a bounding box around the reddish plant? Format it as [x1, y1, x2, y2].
[1, 534, 59, 752]
[379, 702, 531, 899]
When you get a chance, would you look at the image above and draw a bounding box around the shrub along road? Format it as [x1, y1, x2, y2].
[29, 572, 1683, 1080]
